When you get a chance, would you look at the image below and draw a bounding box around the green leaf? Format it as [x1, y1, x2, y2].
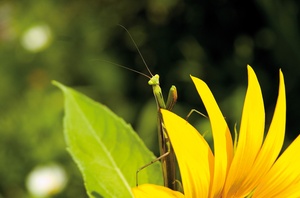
[53, 81, 163, 198]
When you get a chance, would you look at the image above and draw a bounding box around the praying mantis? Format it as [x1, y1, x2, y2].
[118, 25, 178, 190]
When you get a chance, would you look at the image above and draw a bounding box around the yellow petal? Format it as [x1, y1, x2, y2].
[161, 109, 214, 197]
[191, 75, 233, 197]
[132, 184, 185, 198]
[234, 69, 286, 196]
[252, 135, 300, 197]
[224, 65, 265, 196]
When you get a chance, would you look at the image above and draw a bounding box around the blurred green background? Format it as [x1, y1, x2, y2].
[1, 0, 300, 197]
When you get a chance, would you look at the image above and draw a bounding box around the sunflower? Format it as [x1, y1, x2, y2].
[132, 65, 300, 197]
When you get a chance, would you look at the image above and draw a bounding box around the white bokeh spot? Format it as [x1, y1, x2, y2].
[26, 163, 68, 197]
[21, 24, 52, 52]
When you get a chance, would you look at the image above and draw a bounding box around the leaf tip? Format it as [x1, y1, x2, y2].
[52, 80, 67, 91]
[52, 80, 60, 87]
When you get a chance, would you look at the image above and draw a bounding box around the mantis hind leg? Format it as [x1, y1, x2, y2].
[136, 124, 176, 190]
[135, 148, 171, 187]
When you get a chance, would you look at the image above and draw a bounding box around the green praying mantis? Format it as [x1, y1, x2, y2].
[118, 25, 178, 190]
[136, 74, 177, 190]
